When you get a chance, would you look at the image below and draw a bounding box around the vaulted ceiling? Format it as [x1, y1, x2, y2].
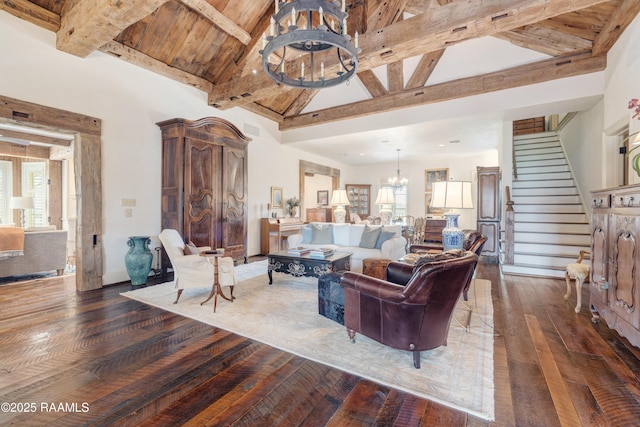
[2, 0, 639, 141]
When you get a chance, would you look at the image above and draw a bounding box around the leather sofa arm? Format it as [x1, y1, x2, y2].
[341, 271, 406, 302]
[386, 261, 414, 286]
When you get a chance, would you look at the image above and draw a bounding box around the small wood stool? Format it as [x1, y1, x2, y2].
[362, 258, 393, 280]
[564, 250, 590, 314]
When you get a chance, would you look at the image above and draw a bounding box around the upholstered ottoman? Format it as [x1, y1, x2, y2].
[362, 258, 393, 280]
[318, 271, 346, 325]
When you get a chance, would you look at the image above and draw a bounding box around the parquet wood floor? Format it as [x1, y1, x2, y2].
[0, 262, 639, 426]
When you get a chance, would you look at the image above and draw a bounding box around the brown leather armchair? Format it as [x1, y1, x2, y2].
[341, 251, 479, 368]
[402, 230, 487, 301]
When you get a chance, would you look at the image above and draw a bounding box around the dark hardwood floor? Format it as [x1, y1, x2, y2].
[0, 262, 639, 426]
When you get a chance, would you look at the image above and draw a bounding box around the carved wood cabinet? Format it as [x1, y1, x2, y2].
[158, 117, 251, 264]
[590, 185, 640, 348]
[346, 184, 371, 218]
[477, 166, 501, 263]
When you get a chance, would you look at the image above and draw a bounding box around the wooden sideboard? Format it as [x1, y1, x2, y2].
[306, 208, 332, 222]
[424, 219, 446, 242]
[590, 185, 640, 348]
[260, 218, 305, 254]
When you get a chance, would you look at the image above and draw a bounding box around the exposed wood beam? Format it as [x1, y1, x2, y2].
[494, 26, 593, 56]
[56, 0, 170, 58]
[366, 0, 408, 30]
[0, 0, 60, 32]
[210, 0, 610, 110]
[99, 41, 214, 93]
[279, 52, 606, 130]
[284, 90, 320, 117]
[242, 103, 284, 123]
[0, 129, 71, 146]
[405, 49, 444, 89]
[357, 70, 388, 98]
[180, 0, 251, 45]
[592, 0, 640, 56]
[387, 61, 404, 93]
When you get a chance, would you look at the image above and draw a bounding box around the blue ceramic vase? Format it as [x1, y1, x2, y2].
[442, 213, 463, 252]
[125, 236, 153, 285]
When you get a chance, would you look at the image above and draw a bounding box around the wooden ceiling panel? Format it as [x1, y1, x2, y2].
[4, 0, 639, 127]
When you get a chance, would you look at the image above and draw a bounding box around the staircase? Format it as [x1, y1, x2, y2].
[501, 131, 591, 279]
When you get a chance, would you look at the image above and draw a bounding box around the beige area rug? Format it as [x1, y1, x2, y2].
[121, 260, 495, 420]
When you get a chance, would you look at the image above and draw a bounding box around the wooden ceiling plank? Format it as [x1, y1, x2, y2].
[405, 49, 445, 89]
[366, 0, 408, 31]
[99, 41, 214, 93]
[0, 0, 60, 32]
[209, 0, 610, 109]
[387, 61, 404, 93]
[357, 70, 388, 97]
[180, 0, 251, 45]
[56, 0, 171, 58]
[279, 52, 606, 130]
[494, 25, 593, 56]
[592, 0, 640, 56]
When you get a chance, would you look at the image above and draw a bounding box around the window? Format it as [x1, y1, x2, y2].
[378, 180, 408, 220]
[0, 161, 11, 224]
[22, 162, 46, 227]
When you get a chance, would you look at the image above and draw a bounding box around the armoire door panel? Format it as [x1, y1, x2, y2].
[610, 214, 639, 327]
[590, 213, 608, 306]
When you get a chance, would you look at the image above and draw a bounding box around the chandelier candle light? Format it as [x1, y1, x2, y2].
[260, 0, 361, 89]
[330, 189, 349, 223]
[389, 148, 408, 189]
[430, 181, 473, 251]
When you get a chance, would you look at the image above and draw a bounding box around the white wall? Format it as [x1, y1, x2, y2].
[560, 100, 606, 213]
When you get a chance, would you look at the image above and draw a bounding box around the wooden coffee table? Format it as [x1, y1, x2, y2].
[267, 251, 352, 284]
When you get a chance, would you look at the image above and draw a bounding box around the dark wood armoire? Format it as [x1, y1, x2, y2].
[157, 117, 251, 265]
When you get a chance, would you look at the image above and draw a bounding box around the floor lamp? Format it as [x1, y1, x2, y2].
[330, 189, 350, 223]
[430, 181, 473, 251]
[10, 196, 34, 228]
[375, 187, 395, 225]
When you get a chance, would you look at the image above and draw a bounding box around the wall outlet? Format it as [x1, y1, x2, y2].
[125, 208, 132, 217]
[121, 198, 136, 207]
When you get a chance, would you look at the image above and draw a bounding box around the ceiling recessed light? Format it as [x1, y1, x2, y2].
[380, 140, 390, 144]
[449, 140, 460, 144]
[438, 144, 445, 147]
[359, 153, 364, 156]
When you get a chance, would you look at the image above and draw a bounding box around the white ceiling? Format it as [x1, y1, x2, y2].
[280, 37, 604, 165]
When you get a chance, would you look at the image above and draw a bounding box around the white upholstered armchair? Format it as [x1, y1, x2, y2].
[159, 229, 235, 309]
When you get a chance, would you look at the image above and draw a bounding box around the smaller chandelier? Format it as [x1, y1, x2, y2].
[389, 148, 408, 189]
[260, 0, 361, 89]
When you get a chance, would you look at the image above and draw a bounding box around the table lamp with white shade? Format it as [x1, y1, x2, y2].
[375, 187, 395, 225]
[330, 189, 350, 223]
[10, 196, 34, 228]
[430, 181, 473, 251]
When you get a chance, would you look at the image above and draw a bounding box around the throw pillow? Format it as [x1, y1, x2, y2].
[375, 229, 396, 249]
[359, 225, 381, 249]
[183, 241, 199, 255]
[311, 223, 333, 244]
[301, 226, 312, 243]
[332, 223, 351, 246]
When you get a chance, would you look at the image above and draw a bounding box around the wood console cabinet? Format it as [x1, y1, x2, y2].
[306, 208, 332, 222]
[158, 117, 251, 265]
[590, 185, 640, 348]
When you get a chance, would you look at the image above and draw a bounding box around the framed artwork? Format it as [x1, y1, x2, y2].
[425, 168, 449, 215]
[271, 186, 283, 208]
[317, 190, 329, 206]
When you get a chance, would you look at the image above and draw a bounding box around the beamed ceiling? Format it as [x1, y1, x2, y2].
[2, 0, 639, 139]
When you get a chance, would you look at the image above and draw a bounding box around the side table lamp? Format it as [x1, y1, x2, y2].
[430, 181, 473, 251]
[330, 189, 350, 223]
[10, 196, 34, 228]
[375, 187, 395, 225]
